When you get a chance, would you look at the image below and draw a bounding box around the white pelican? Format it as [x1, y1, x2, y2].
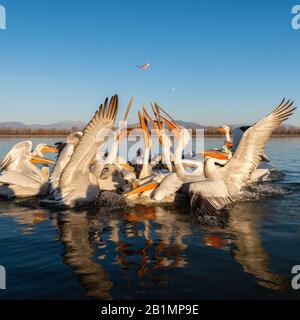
[125, 106, 204, 201]
[201, 125, 233, 162]
[149, 108, 206, 201]
[0, 141, 55, 198]
[217, 125, 233, 150]
[57, 95, 119, 208]
[101, 97, 133, 167]
[153, 105, 204, 179]
[144, 103, 173, 173]
[189, 99, 296, 217]
[50, 131, 83, 194]
[99, 97, 135, 174]
[95, 97, 136, 191]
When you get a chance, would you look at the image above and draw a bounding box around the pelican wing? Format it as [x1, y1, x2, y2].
[152, 173, 183, 201]
[60, 95, 118, 189]
[0, 171, 41, 188]
[221, 99, 296, 194]
[189, 179, 233, 216]
[50, 143, 75, 190]
[0, 141, 32, 172]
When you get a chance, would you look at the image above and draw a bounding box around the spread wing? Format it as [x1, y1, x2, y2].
[59, 95, 118, 190]
[221, 99, 296, 195]
[189, 179, 233, 216]
[0, 141, 32, 172]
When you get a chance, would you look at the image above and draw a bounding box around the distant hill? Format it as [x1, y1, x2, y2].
[0, 121, 86, 130]
[0, 122, 28, 129]
[176, 120, 207, 129]
[0, 120, 298, 134]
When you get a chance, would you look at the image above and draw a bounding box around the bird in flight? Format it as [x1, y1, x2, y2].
[137, 63, 150, 70]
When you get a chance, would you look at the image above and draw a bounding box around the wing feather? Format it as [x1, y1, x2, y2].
[0, 141, 32, 172]
[189, 179, 233, 214]
[59, 95, 118, 189]
[221, 99, 296, 195]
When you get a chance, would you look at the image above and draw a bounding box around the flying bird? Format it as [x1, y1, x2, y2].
[137, 63, 150, 70]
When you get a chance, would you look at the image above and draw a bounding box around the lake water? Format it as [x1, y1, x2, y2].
[0, 137, 299, 300]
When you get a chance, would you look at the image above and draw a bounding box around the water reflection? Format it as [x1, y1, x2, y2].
[56, 204, 287, 298]
[0, 200, 49, 234]
[227, 203, 287, 293]
[57, 211, 113, 300]
[0, 200, 288, 299]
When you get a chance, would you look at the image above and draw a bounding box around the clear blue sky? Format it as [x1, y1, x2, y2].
[0, 0, 299, 126]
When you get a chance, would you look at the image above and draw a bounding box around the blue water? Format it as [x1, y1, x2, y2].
[0, 137, 299, 299]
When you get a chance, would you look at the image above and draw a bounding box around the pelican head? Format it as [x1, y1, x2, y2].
[66, 131, 83, 145]
[33, 144, 59, 157]
[217, 125, 230, 135]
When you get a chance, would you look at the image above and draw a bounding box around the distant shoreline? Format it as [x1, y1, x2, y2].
[0, 134, 299, 138]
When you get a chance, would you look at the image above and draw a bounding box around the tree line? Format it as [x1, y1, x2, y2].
[199, 126, 300, 136]
[0, 125, 299, 136]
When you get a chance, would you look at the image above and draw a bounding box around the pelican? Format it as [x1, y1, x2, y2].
[153, 104, 204, 179]
[217, 125, 233, 150]
[56, 95, 119, 208]
[94, 97, 136, 191]
[99, 97, 135, 174]
[125, 105, 204, 202]
[122, 108, 172, 201]
[143, 103, 173, 173]
[201, 125, 233, 162]
[0, 141, 55, 198]
[189, 99, 296, 217]
[49, 131, 83, 194]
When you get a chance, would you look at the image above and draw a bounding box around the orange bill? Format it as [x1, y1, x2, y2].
[125, 182, 159, 197]
[202, 151, 229, 161]
[138, 110, 151, 147]
[157, 113, 181, 140]
[31, 155, 55, 165]
[151, 103, 163, 130]
[41, 145, 59, 153]
[225, 141, 233, 148]
[143, 104, 164, 146]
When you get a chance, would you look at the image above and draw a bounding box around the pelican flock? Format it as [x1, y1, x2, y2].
[0, 95, 296, 224]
